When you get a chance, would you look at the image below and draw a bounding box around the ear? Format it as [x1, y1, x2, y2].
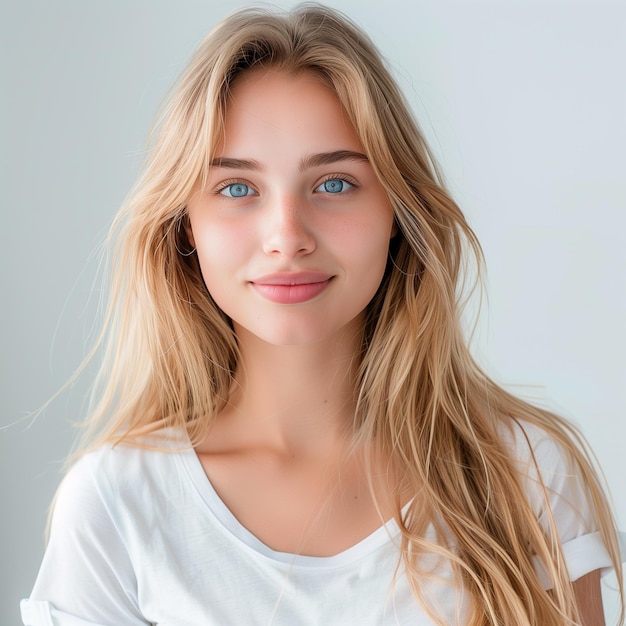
[186, 224, 196, 248]
[181, 213, 196, 248]
[390, 218, 399, 238]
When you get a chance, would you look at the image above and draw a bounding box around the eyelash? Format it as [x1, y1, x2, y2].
[317, 173, 359, 190]
[212, 178, 257, 196]
[211, 173, 360, 197]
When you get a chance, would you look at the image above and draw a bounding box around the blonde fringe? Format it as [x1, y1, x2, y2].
[56, 4, 623, 624]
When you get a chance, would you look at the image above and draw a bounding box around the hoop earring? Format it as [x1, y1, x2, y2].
[175, 215, 196, 257]
[387, 247, 420, 278]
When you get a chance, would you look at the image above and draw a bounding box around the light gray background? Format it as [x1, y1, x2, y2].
[2, 0, 624, 623]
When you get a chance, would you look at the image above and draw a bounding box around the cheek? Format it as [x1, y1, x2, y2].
[191, 220, 251, 287]
[362, 214, 394, 285]
[340, 214, 393, 267]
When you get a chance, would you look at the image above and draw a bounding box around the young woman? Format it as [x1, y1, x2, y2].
[21, 4, 623, 625]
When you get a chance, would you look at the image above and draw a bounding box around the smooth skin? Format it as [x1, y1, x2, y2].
[188, 68, 399, 556]
[573, 569, 605, 626]
[187, 69, 604, 623]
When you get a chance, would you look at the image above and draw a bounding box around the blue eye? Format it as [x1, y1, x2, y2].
[315, 178, 353, 194]
[220, 183, 255, 197]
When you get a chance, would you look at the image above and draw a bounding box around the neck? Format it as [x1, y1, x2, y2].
[220, 321, 363, 455]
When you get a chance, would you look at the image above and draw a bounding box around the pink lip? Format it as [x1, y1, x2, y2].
[250, 272, 332, 304]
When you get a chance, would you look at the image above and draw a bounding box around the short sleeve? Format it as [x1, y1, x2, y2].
[509, 421, 620, 588]
[21, 452, 150, 626]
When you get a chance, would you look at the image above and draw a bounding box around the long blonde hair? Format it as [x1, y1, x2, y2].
[71, 4, 622, 624]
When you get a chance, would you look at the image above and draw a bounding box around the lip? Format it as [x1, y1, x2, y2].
[250, 272, 332, 304]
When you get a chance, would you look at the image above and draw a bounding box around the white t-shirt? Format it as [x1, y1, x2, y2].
[21, 422, 615, 625]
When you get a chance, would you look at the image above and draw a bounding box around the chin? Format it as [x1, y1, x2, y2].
[234, 317, 362, 349]
[246, 327, 334, 347]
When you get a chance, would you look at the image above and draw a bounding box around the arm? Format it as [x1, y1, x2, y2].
[510, 423, 616, 624]
[573, 569, 605, 626]
[23, 453, 148, 625]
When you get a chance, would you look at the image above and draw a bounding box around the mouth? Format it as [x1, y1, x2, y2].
[250, 272, 332, 304]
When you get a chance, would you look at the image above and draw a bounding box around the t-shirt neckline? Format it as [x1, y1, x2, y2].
[177, 441, 404, 569]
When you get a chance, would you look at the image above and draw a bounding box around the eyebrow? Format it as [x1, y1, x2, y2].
[208, 150, 369, 172]
[299, 150, 369, 171]
[208, 157, 262, 170]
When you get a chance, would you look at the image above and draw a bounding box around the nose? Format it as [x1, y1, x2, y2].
[262, 195, 316, 258]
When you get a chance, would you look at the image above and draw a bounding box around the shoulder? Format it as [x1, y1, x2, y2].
[499, 417, 584, 480]
[500, 418, 575, 474]
[499, 418, 594, 537]
[26, 434, 189, 625]
[54, 428, 191, 529]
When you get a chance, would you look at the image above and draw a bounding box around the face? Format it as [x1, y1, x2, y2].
[186, 69, 395, 346]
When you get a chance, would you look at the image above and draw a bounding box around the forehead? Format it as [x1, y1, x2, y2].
[217, 68, 364, 156]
